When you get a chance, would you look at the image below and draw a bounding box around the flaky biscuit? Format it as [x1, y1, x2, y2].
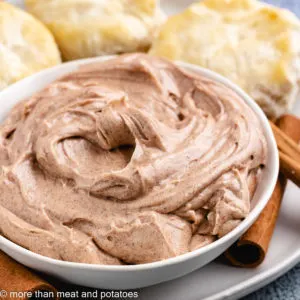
[0, 2, 61, 90]
[150, 0, 300, 118]
[26, 0, 165, 61]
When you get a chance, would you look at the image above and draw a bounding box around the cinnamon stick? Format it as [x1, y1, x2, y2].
[278, 151, 300, 188]
[277, 114, 300, 142]
[0, 251, 57, 300]
[269, 119, 300, 187]
[269, 120, 300, 162]
[225, 114, 300, 268]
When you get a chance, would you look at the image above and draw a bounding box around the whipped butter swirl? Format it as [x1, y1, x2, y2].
[0, 54, 267, 265]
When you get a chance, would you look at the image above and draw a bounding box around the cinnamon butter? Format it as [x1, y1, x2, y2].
[0, 54, 267, 265]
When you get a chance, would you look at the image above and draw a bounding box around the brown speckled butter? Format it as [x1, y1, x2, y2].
[0, 54, 267, 265]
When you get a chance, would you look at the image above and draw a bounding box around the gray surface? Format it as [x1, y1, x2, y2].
[244, 1, 300, 300]
[244, 265, 300, 300]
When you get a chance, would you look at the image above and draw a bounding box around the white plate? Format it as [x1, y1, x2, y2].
[5, 0, 300, 299]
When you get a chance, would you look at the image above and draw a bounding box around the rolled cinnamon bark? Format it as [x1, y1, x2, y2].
[0, 251, 57, 300]
[225, 114, 300, 268]
[277, 114, 300, 142]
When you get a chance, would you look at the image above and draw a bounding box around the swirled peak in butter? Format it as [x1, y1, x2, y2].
[150, 0, 300, 118]
[0, 2, 61, 90]
[0, 54, 267, 265]
[25, 0, 165, 61]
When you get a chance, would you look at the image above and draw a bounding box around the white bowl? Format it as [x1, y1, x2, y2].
[0, 56, 279, 290]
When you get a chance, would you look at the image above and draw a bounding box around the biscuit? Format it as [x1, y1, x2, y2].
[150, 0, 300, 117]
[26, 0, 165, 61]
[0, 2, 61, 90]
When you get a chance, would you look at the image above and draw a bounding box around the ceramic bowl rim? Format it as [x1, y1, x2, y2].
[0, 55, 279, 272]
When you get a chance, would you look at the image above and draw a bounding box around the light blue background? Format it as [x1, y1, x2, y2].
[245, 1, 300, 299]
